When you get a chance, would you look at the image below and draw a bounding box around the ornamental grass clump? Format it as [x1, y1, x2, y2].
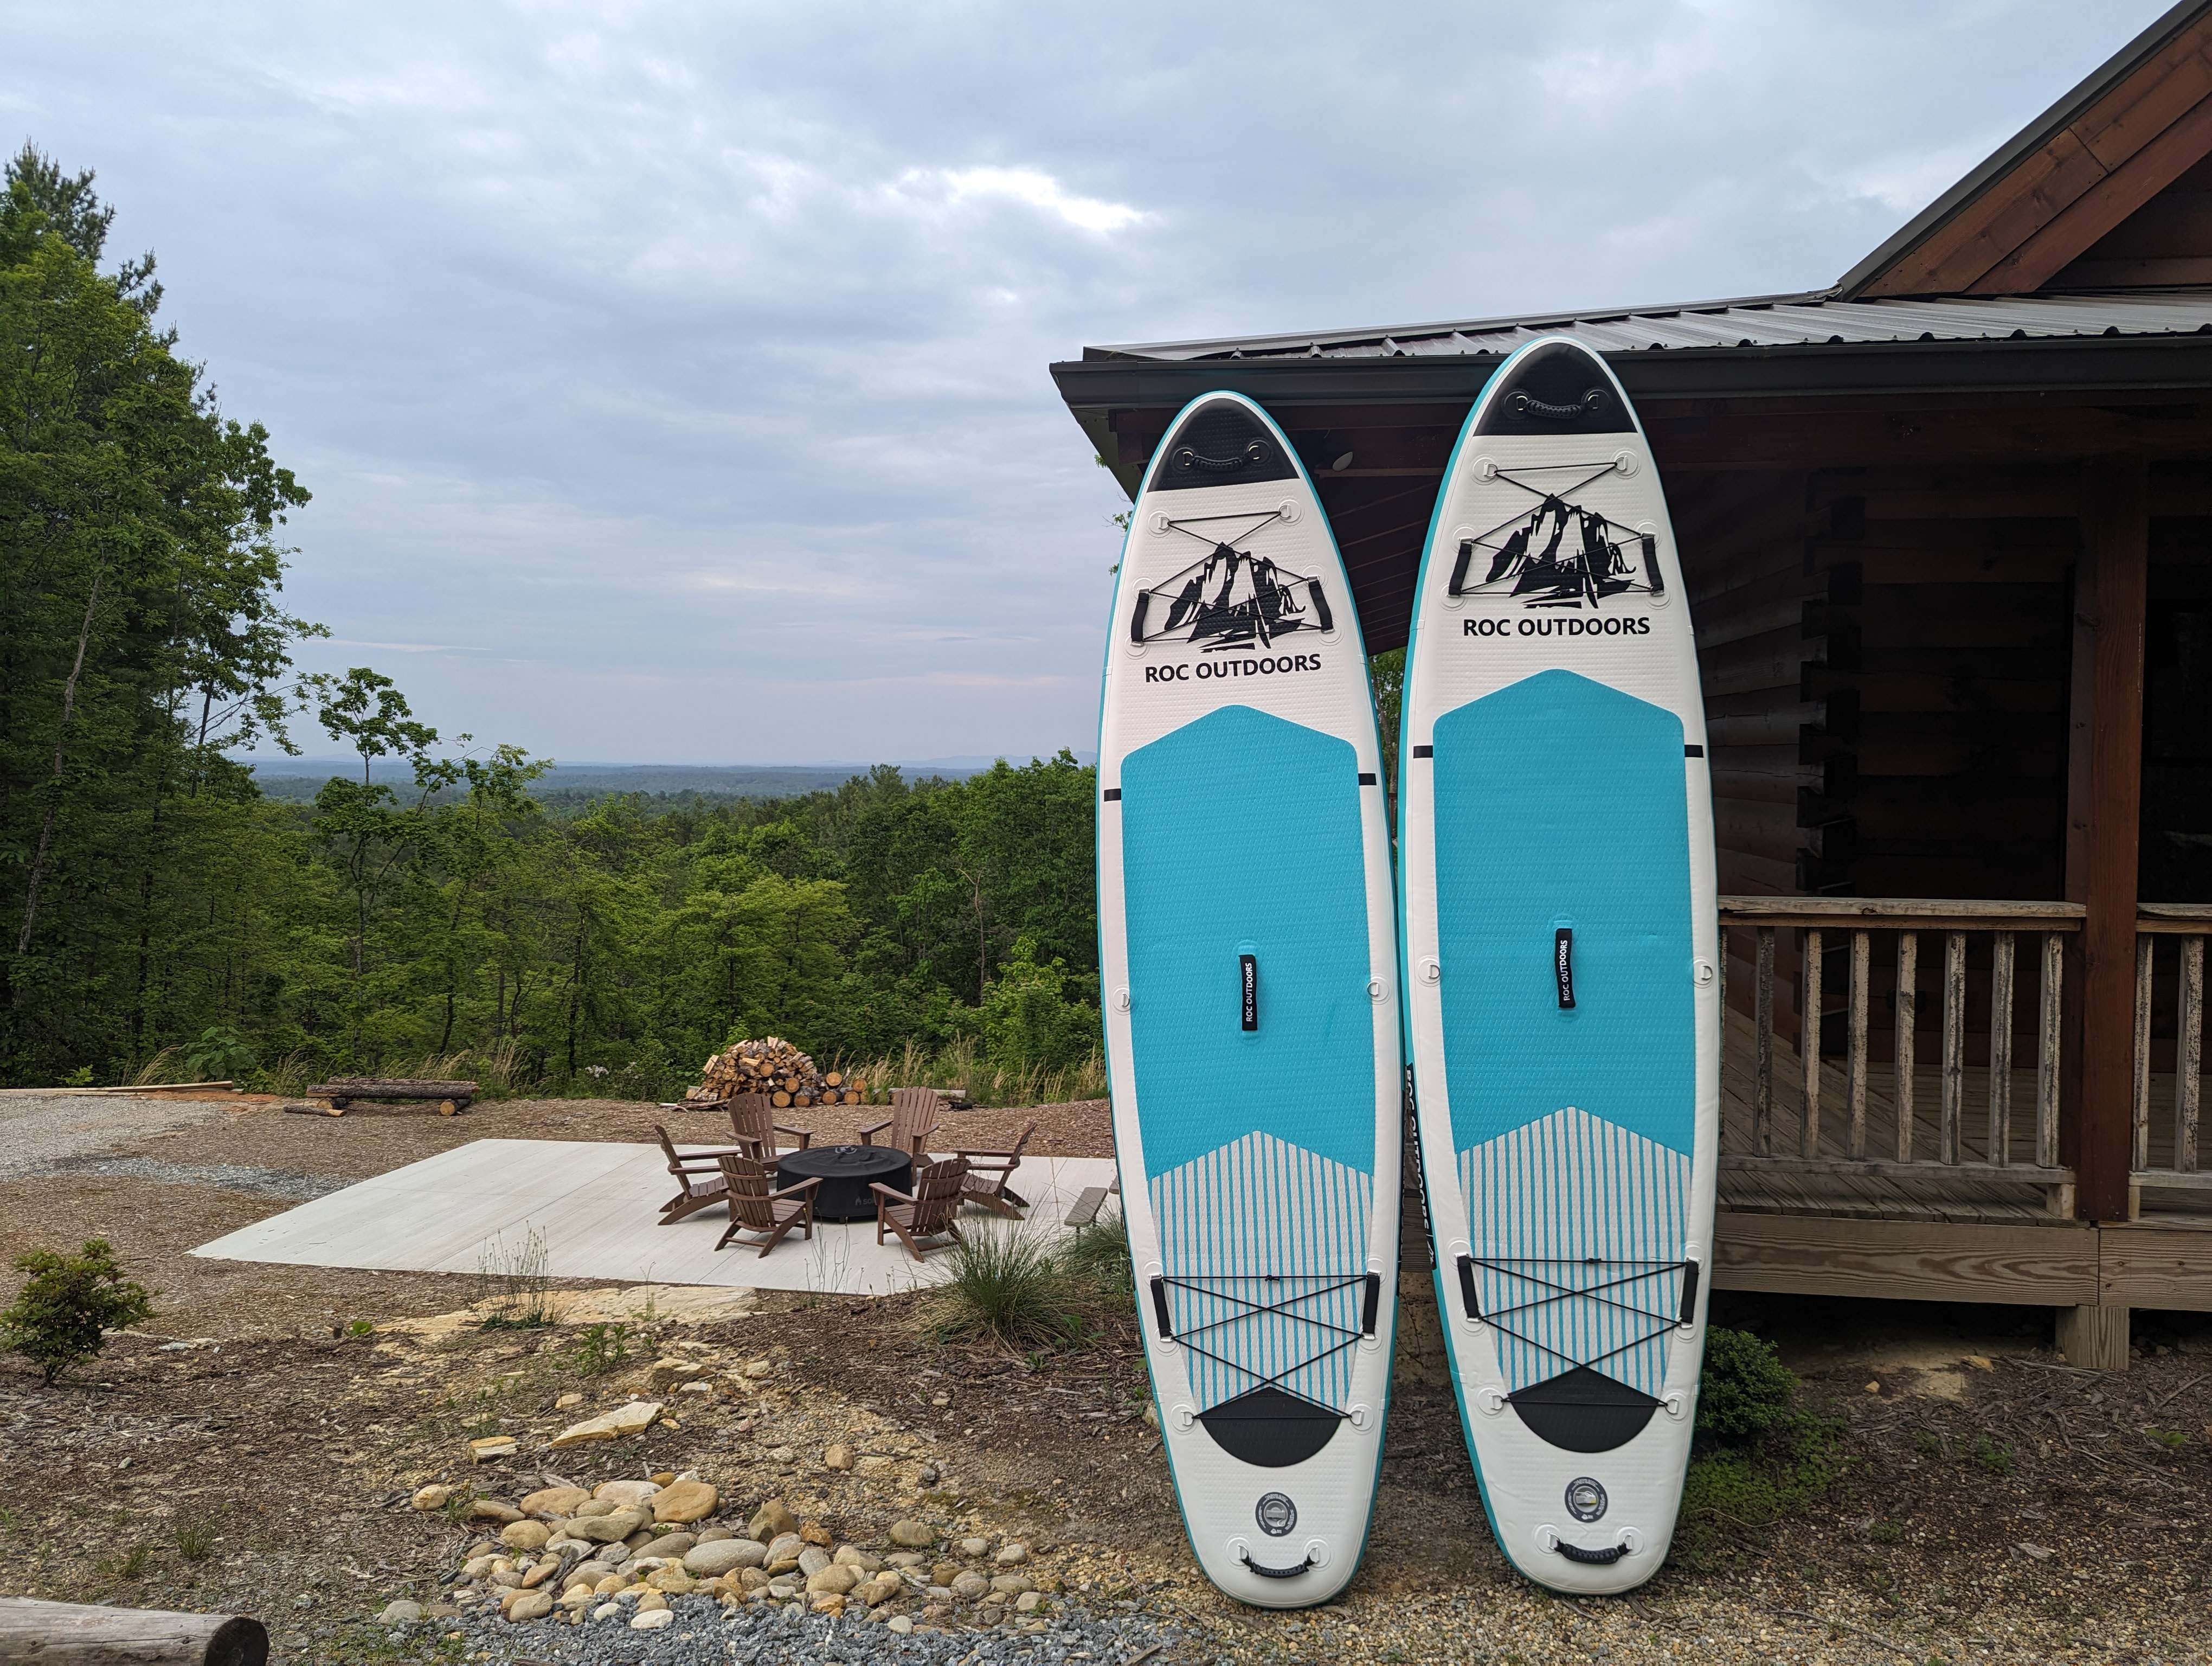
[1, 1238, 156, 1385]
[927, 1222, 1083, 1349]
[1062, 1207, 1134, 1299]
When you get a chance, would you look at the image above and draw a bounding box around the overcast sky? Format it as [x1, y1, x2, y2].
[1, 1, 2175, 765]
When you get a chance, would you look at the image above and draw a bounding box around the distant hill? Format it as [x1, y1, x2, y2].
[241, 755, 1093, 805]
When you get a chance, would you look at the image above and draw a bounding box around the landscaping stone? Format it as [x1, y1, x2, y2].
[631, 1605, 676, 1630]
[548, 1401, 662, 1447]
[995, 1541, 1030, 1564]
[651, 1477, 717, 1522]
[644, 1532, 696, 1560]
[796, 1546, 831, 1578]
[685, 1539, 767, 1577]
[499, 1520, 550, 1551]
[468, 1436, 518, 1462]
[823, 1442, 854, 1470]
[831, 1546, 881, 1572]
[799, 1520, 832, 1547]
[377, 1599, 421, 1624]
[951, 1571, 989, 1600]
[505, 1591, 554, 1622]
[519, 1484, 589, 1518]
[889, 1519, 938, 1548]
[466, 1500, 523, 1524]
[805, 1565, 859, 1595]
[410, 1485, 456, 1511]
[748, 1498, 799, 1541]
[741, 1359, 774, 1377]
[593, 1478, 663, 1508]
[1015, 1590, 1044, 1613]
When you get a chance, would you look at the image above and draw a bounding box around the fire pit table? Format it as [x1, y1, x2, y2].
[773, 1143, 914, 1223]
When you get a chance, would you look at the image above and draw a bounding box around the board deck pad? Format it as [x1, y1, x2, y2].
[1400, 338, 1719, 1593]
[1098, 392, 1401, 1606]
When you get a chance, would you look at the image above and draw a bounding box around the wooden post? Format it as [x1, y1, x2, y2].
[2063, 457, 2149, 1225]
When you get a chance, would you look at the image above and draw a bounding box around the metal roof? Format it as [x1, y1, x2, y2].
[1086, 287, 2212, 364]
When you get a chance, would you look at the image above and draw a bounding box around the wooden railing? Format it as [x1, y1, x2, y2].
[1717, 898, 2084, 1206]
[2133, 905, 2212, 1192]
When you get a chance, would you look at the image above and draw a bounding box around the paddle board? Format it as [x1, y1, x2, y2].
[1399, 336, 1719, 1593]
[1097, 391, 1401, 1606]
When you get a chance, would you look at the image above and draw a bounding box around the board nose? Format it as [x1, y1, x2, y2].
[1472, 341, 1635, 438]
[1148, 399, 1298, 492]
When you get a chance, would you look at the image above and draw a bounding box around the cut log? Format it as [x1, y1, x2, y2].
[0, 1595, 268, 1664]
[824, 1071, 843, 1087]
[771, 1091, 792, 1108]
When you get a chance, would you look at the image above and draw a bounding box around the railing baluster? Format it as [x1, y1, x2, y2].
[1846, 930, 1870, 1160]
[1895, 932, 1918, 1163]
[2134, 934, 2156, 1173]
[1801, 927, 1823, 1159]
[2181, 934, 2204, 1175]
[1989, 931, 2015, 1167]
[2037, 930, 2063, 1170]
[1940, 931, 1966, 1164]
[1753, 926, 1774, 1159]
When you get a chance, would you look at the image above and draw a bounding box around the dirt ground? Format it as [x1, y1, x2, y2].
[3, 1092, 2212, 1664]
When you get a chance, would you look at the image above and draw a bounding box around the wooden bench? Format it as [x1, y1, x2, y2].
[298, 1078, 477, 1117]
[1064, 1178, 1121, 1229]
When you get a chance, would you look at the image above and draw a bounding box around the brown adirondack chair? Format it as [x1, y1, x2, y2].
[653, 1124, 748, 1225]
[955, 1121, 1035, 1218]
[859, 1086, 941, 1157]
[871, 1156, 970, 1261]
[712, 1155, 821, 1257]
[724, 1092, 814, 1164]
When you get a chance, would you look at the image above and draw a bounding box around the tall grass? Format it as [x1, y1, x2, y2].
[128, 1047, 185, 1086]
[1062, 1207, 1133, 1299]
[473, 1226, 554, 1329]
[925, 1222, 1084, 1349]
[835, 1035, 1107, 1107]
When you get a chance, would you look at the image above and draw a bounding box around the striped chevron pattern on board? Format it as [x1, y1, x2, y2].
[1149, 1130, 1374, 1415]
[1458, 1105, 1690, 1399]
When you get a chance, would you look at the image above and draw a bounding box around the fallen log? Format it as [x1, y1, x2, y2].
[0, 1597, 267, 1665]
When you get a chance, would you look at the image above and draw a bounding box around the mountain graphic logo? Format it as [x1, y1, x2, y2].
[1447, 495, 1664, 611]
[1130, 539, 1334, 651]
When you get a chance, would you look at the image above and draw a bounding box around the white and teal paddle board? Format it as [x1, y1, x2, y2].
[1097, 391, 1400, 1606]
[1399, 337, 1719, 1593]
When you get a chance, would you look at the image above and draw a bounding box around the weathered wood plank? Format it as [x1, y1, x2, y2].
[1800, 927, 1823, 1159]
[1712, 1210, 2098, 1304]
[2040, 930, 2066, 1169]
[2134, 934, 2156, 1173]
[1896, 932, 1919, 1162]
[1721, 1154, 2072, 1185]
[1990, 931, 2016, 1166]
[1754, 926, 1774, 1158]
[2101, 1223, 2212, 1311]
[0, 1596, 266, 1665]
[1941, 931, 1967, 1164]
[2181, 935, 2204, 1174]
[1846, 929, 1870, 1159]
[1719, 896, 2084, 927]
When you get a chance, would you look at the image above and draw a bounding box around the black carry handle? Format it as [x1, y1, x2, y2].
[1448, 537, 1477, 596]
[1150, 1276, 1174, 1338]
[1555, 1541, 1626, 1566]
[1130, 591, 1150, 643]
[1456, 1254, 1481, 1319]
[1361, 1272, 1382, 1335]
[1555, 929, 1576, 1009]
[1679, 1259, 1701, 1326]
[1641, 533, 1664, 598]
[1239, 1549, 1316, 1579]
[1240, 954, 1258, 1031]
[1306, 578, 1334, 631]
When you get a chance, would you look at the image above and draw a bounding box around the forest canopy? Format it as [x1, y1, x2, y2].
[0, 145, 1102, 1098]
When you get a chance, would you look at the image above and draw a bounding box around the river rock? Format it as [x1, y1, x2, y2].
[632, 1606, 676, 1630]
[570, 1496, 620, 1518]
[469, 1436, 518, 1463]
[749, 1500, 799, 1541]
[950, 1571, 989, 1601]
[378, 1599, 421, 1624]
[991, 1574, 1034, 1595]
[832, 1547, 882, 1572]
[506, 1591, 555, 1622]
[499, 1520, 550, 1551]
[467, 1501, 523, 1524]
[643, 1533, 696, 1560]
[521, 1485, 590, 1518]
[594, 1479, 662, 1508]
[889, 1520, 938, 1548]
[697, 1526, 735, 1543]
[1015, 1590, 1044, 1613]
[823, 1443, 854, 1470]
[995, 1542, 1029, 1565]
[958, 1537, 990, 1557]
[411, 1485, 456, 1512]
[651, 1478, 717, 1523]
[799, 1520, 832, 1547]
[888, 1615, 915, 1634]
[858, 1575, 904, 1606]
[549, 1402, 663, 1448]
[806, 1566, 859, 1595]
[686, 1540, 767, 1577]
[645, 1566, 693, 1593]
[569, 1509, 644, 1545]
[797, 1547, 831, 1578]
[741, 1358, 774, 1377]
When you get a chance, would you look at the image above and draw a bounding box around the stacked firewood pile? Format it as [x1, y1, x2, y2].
[684, 1037, 867, 1108]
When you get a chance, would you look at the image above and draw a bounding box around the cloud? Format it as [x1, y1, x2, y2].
[0, 0, 2176, 761]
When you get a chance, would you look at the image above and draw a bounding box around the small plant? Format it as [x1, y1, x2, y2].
[927, 1222, 1082, 1349]
[473, 1227, 552, 1329]
[1971, 1433, 2017, 1475]
[1063, 1207, 1133, 1298]
[346, 1318, 375, 1337]
[61, 1064, 97, 1087]
[1, 1239, 157, 1385]
[1913, 1428, 1945, 1457]
[180, 1025, 258, 1081]
[2146, 1425, 2191, 1451]
[439, 1487, 479, 1524]
[173, 1520, 217, 1561]
[1866, 1517, 1903, 1545]
[571, 1322, 632, 1376]
[1696, 1327, 1797, 1446]
[97, 1543, 151, 1581]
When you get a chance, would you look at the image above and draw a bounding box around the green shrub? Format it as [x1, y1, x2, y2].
[928, 1222, 1082, 1349]
[570, 1322, 632, 1376]
[1696, 1325, 1797, 1447]
[180, 1024, 257, 1081]
[979, 938, 1100, 1075]
[1, 1239, 156, 1385]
